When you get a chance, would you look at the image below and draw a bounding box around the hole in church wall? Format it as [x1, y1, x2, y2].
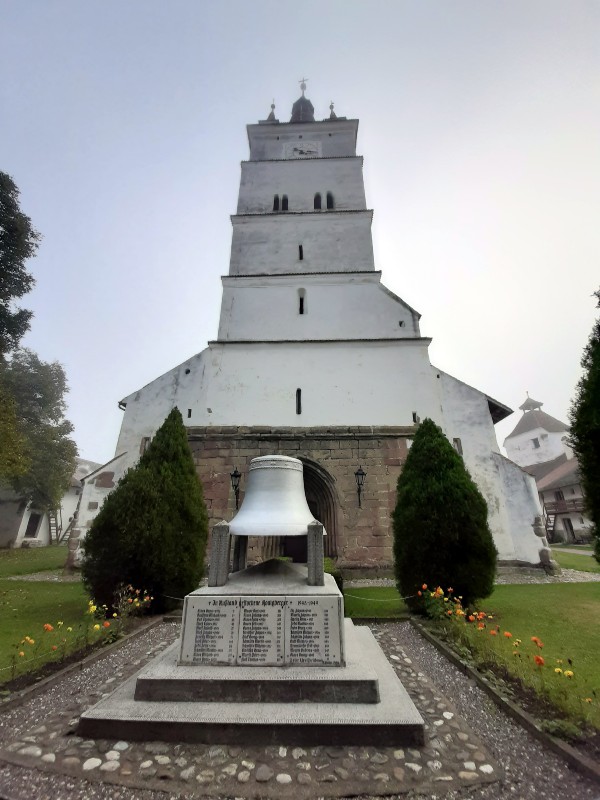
[299, 244, 304, 260]
[296, 388, 302, 415]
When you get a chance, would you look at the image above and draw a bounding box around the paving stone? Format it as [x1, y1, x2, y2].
[374, 772, 390, 782]
[297, 772, 312, 784]
[464, 760, 476, 770]
[480, 763, 494, 774]
[144, 742, 169, 754]
[319, 773, 337, 782]
[393, 767, 405, 780]
[241, 759, 254, 770]
[406, 762, 422, 773]
[393, 748, 405, 760]
[100, 761, 120, 772]
[139, 760, 153, 769]
[113, 740, 129, 751]
[82, 758, 102, 771]
[334, 766, 349, 779]
[41, 753, 56, 763]
[180, 766, 195, 780]
[18, 745, 42, 757]
[276, 773, 292, 784]
[458, 770, 479, 780]
[222, 763, 238, 776]
[371, 752, 389, 764]
[255, 764, 274, 782]
[105, 750, 120, 761]
[292, 747, 307, 759]
[61, 757, 81, 767]
[155, 755, 171, 765]
[237, 769, 251, 783]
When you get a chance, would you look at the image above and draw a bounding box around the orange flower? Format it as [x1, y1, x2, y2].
[421, 584, 427, 590]
[51, 645, 57, 651]
[531, 636, 544, 649]
[489, 629, 497, 636]
[503, 631, 513, 638]
[468, 615, 475, 622]
[534, 655, 545, 667]
[18, 651, 25, 657]
[477, 622, 485, 630]
[43, 623, 54, 632]
[447, 587, 454, 593]
[446, 610, 453, 616]
[417, 591, 422, 597]
[102, 621, 110, 628]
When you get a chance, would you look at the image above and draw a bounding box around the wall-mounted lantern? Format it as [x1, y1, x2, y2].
[230, 468, 241, 510]
[354, 465, 366, 508]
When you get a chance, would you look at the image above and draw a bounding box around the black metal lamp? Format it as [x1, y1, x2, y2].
[230, 468, 241, 510]
[354, 465, 366, 508]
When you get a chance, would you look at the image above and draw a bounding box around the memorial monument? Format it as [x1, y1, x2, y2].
[79, 456, 424, 745]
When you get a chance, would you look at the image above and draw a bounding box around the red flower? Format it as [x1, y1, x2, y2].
[534, 655, 545, 667]
[102, 621, 110, 628]
[489, 629, 497, 636]
[43, 623, 54, 632]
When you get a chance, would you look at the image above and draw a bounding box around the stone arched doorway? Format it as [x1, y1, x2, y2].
[282, 458, 339, 562]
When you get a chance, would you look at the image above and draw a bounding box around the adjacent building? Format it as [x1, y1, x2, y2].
[71, 88, 546, 572]
[503, 396, 592, 542]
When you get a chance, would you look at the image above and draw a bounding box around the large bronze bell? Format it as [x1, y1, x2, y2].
[229, 455, 326, 538]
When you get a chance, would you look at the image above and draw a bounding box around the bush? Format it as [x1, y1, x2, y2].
[324, 557, 344, 593]
[569, 289, 600, 561]
[82, 408, 208, 613]
[393, 418, 497, 610]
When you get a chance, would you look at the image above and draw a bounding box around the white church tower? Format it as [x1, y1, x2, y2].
[73, 85, 545, 572]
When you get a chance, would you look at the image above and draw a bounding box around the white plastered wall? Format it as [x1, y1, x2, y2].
[218, 274, 420, 340]
[504, 427, 570, 467]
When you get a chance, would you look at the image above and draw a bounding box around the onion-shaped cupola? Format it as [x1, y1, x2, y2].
[290, 79, 315, 123]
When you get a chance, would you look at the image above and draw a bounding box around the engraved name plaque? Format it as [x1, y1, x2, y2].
[180, 592, 343, 666]
[238, 599, 285, 666]
[286, 597, 342, 666]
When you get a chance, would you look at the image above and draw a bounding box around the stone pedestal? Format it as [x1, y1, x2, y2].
[78, 561, 424, 746]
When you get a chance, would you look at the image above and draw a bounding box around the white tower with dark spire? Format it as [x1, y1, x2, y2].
[74, 86, 547, 571]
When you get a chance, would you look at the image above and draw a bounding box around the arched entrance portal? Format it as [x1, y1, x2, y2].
[282, 459, 339, 563]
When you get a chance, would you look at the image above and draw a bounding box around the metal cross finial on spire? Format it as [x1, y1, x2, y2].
[299, 77, 309, 96]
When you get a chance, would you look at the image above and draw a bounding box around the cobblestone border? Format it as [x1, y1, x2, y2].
[410, 619, 600, 785]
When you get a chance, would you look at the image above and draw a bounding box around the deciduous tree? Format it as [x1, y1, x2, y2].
[0, 349, 77, 510]
[0, 172, 40, 355]
[393, 418, 497, 609]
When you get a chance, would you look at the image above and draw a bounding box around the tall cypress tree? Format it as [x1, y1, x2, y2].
[569, 289, 600, 562]
[82, 408, 208, 612]
[393, 418, 497, 609]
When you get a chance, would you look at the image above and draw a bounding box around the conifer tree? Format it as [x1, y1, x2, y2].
[393, 418, 497, 609]
[82, 408, 208, 612]
[569, 289, 600, 561]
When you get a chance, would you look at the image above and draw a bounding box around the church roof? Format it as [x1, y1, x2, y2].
[504, 408, 568, 440]
[519, 395, 543, 412]
[537, 458, 581, 493]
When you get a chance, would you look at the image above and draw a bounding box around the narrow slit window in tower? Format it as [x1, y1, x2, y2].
[273, 194, 280, 211]
[187, 409, 192, 419]
[326, 192, 334, 209]
[298, 288, 306, 314]
[314, 192, 322, 209]
[296, 388, 302, 415]
[281, 194, 288, 211]
[298, 244, 303, 260]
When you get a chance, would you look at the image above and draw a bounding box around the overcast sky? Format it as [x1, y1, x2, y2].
[1, 1, 599, 464]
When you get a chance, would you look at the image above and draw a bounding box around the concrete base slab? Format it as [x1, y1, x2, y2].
[78, 621, 424, 746]
[135, 622, 378, 703]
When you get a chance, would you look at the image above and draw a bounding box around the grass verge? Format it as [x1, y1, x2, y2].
[551, 551, 600, 573]
[0, 545, 68, 578]
[343, 586, 408, 619]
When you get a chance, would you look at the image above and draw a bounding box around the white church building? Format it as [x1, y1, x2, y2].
[70, 87, 544, 573]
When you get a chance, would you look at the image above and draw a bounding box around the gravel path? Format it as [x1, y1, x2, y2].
[0, 620, 597, 800]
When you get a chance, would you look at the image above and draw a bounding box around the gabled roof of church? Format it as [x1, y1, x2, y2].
[537, 457, 581, 493]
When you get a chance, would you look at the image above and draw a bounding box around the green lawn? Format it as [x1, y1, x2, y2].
[551, 550, 600, 574]
[0, 545, 68, 578]
[343, 586, 408, 619]
[0, 578, 100, 683]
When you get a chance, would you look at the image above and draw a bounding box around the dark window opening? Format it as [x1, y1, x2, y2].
[398, 320, 405, 327]
[187, 409, 192, 419]
[326, 192, 334, 209]
[140, 436, 151, 455]
[185, 368, 190, 374]
[24, 512, 42, 538]
[273, 194, 280, 211]
[412, 412, 420, 424]
[281, 195, 288, 211]
[298, 244, 303, 260]
[314, 193, 322, 210]
[532, 437, 540, 449]
[296, 388, 302, 414]
[299, 297, 304, 314]
[453, 438, 463, 456]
